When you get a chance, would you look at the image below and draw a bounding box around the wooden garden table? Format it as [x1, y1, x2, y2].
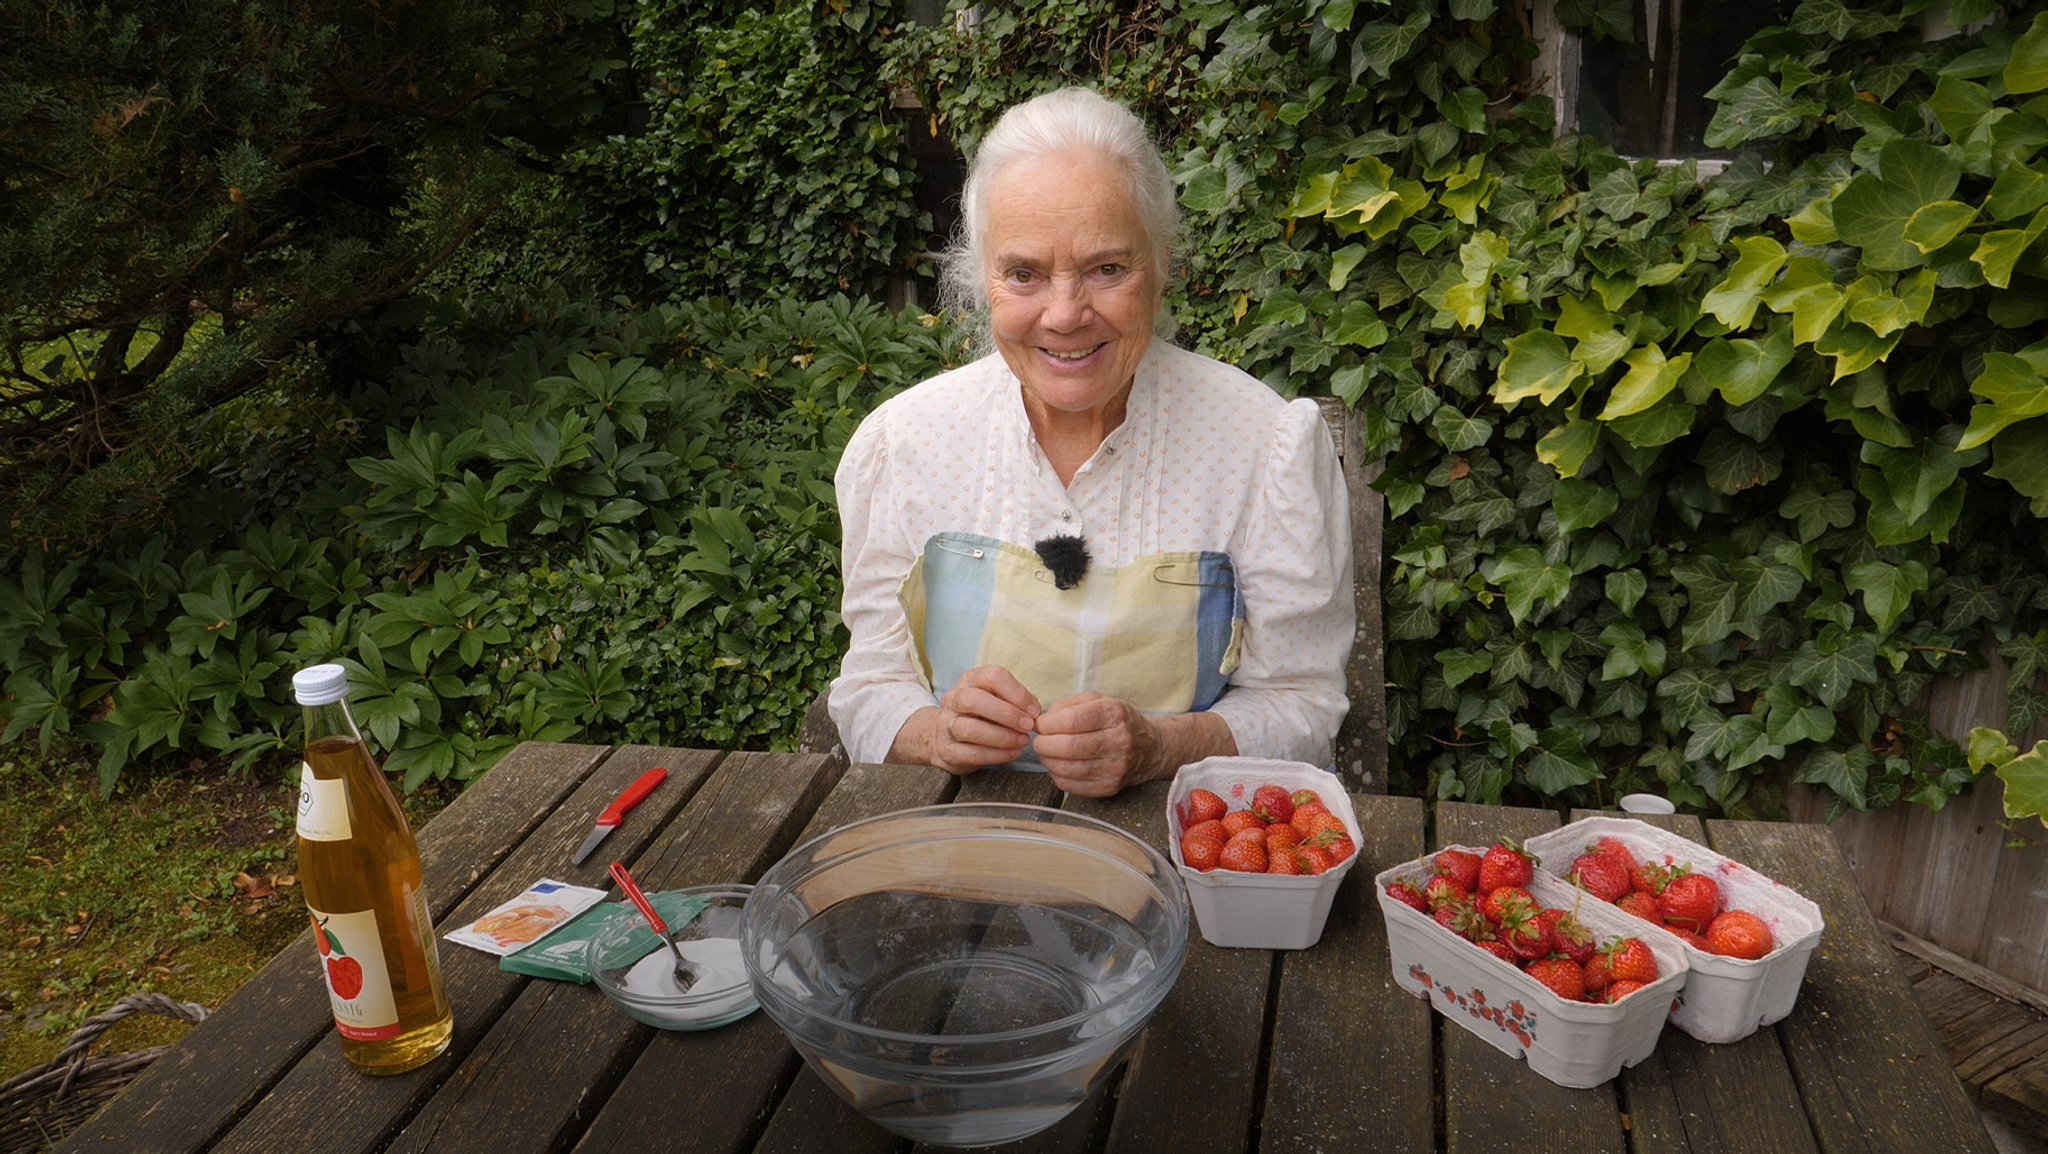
[60, 741, 1996, 1153]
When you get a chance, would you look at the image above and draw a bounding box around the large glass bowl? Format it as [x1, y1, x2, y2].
[741, 804, 1189, 1148]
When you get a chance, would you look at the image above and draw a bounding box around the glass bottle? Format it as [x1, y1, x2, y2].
[291, 663, 452, 1074]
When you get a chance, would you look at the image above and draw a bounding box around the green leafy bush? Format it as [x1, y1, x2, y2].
[0, 294, 971, 793]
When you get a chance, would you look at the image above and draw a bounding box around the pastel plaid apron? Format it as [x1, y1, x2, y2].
[900, 531, 1245, 766]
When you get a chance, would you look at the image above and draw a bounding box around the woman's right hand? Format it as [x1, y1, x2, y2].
[899, 665, 1041, 773]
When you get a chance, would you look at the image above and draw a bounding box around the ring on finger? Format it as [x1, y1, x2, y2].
[945, 713, 960, 743]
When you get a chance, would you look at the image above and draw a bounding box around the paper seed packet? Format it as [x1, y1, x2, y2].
[446, 879, 608, 957]
[499, 896, 711, 984]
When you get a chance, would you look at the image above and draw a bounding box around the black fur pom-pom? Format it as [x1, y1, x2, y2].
[1033, 534, 1091, 590]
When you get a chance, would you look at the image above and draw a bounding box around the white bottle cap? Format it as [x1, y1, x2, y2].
[292, 663, 351, 705]
[1618, 793, 1677, 815]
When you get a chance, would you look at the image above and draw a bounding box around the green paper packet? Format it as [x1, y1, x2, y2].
[499, 897, 710, 983]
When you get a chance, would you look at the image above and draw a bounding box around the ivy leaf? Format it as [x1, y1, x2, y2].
[1525, 728, 1601, 794]
[1597, 345, 1692, 420]
[1607, 401, 1697, 447]
[1320, 0, 1360, 31]
[1494, 330, 1582, 406]
[1656, 666, 1734, 726]
[1863, 438, 1965, 524]
[1814, 321, 1903, 382]
[1484, 548, 1573, 625]
[1957, 351, 2048, 450]
[1328, 300, 1389, 347]
[1431, 407, 1494, 451]
[1970, 207, 2048, 288]
[1999, 742, 2048, 828]
[1586, 167, 1646, 220]
[1536, 417, 1600, 478]
[1704, 76, 1822, 149]
[1847, 559, 1929, 634]
[1606, 569, 1647, 614]
[1180, 163, 1231, 213]
[1987, 418, 2048, 516]
[1765, 684, 1837, 745]
[1986, 165, 2048, 223]
[1440, 86, 1487, 134]
[1701, 236, 1787, 329]
[1844, 269, 1936, 337]
[1352, 13, 1431, 81]
[1599, 621, 1667, 679]
[1554, 477, 1619, 532]
[2005, 11, 2048, 95]
[1438, 648, 1495, 687]
[1761, 257, 1847, 345]
[1699, 428, 1782, 495]
[1796, 747, 1870, 810]
[1672, 556, 1742, 649]
[1787, 629, 1880, 708]
[1779, 481, 1857, 542]
[1694, 327, 1794, 407]
[1904, 200, 1978, 253]
[1830, 140, 1962, 270]
[1328, 244, 1368, 291]
[1967, 727, 2018, 774]
[1929, 75, 1994, 145]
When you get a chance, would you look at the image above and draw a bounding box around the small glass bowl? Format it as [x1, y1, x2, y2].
[589, 884, 757, 1030]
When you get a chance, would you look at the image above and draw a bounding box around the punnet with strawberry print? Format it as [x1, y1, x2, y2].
[1166, 757, 1362, 949]
[1375, 852, 1690, 1088]
[1524, 816, 1825, 1044]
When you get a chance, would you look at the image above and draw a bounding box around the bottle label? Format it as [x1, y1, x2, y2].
[297, 765, 352, 842]
[308, 906, 400, 1041]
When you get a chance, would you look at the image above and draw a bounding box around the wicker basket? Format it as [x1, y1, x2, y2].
[0, 993, 209, 1154]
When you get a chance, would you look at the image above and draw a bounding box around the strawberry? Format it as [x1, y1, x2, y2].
[1581, 951, 1612, 996]
[1324, 835, 1356, 865]
[1432, 895, 1489, 941]
[1477, 839, 1536, 894]
[1550, 909, 1596, 966]
[1480, 884, 1534, 924]
[1291, 788, 1325, 810]
[1252, 784, 1296, 825]
[1290, 800, 1331, 835]
[1671, 927, 1711, 951]
[1222, 810, 1268, 838]
[1185, 818, 1228, 844]
[1566, 850, 1632, 902]
[1218, 834, 1267, 873]
[1300, 845, 1337, 874]
[1180, 832, 1224, 871]
[1296, 810, 1348, 845]
[1632, 855, 1675, 896]
[1499, 905, 1554, 961]
[1433, 849, 1483, 892]
[1524, 957, 1586, 1002]
[1705, 909, 1775, 959]
[1266, 847, 1307, 875]
[1656, 870, 1721, 932]
[1605, 979, 1649, 1003]
[1615, 891, 1664, 926]
[1186, 788, 1228, 826]
[1422, 874, 1469, 909]
[1604, 936, 1661, 985]
[1594, 835, 1639, 874]
[1475, 939, 1520, 967]
[1265, 823, 1303, 853]
[1385, 880, 1429, 912]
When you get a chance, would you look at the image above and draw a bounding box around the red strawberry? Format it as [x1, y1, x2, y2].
[1615, 891, 1664, 926]
[1422, 874, 1468, 909]
[1604, 936, 1661, 985]
[1475, 939, 1520, 967]
[326, 955, 365, 1001]
[1291, 788, 1325, 809]
[1296, 810, 1347, 845]
[1705, 909, 1775, 959]
[1218, 834, 1268, 873]
[1477, 839, 1536, 894]
[1290, 800, 1331, 835]
[1385, 880, 1430, 912]
[1656, 871, 1721, 932]
[1300, 845, 1337, 874]
[1265, 823, 1303, 853]
[1524, 957, 1586, 1002]
[1549, 909, 1596, 966]
[1632, 855, 1675, 895]
[1480, 884, 1534, 924]
[1433, 849, 1483, 892]
[1499, 906, 1554, 961]
[1432, 896, 1488, 941]
[1266, 847, 1307, 875]
[1566, 850, 1632, 902]
[1594, 835, 1639, 875]
[1185, 819, 1228, 844]
[1180, 832, 1224, 872]
[1324, 836, 1356, 865]
[1222, 810, 1268, 837]
[1671, 927, 1711, 951]
[1186, 788, 1228, 826]
[1581, 950, 1612, 996]
[1604, 979, 1649, 1003]
[1252, 784, 1296, 825]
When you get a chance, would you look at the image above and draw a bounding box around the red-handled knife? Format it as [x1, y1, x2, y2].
[571, 767, 668, 865]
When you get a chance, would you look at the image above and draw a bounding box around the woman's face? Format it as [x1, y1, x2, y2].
[983, 150, 1163, 423]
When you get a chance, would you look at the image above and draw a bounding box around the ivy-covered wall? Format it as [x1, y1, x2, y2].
[880, 0, 2048, 821]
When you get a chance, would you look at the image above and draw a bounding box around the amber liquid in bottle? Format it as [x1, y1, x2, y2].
[298, 733, 453, 1074]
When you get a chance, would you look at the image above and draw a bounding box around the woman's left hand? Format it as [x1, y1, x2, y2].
[1031, 692, 1165, 797]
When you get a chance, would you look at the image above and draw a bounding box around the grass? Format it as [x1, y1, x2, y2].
[0, 748, 456, 1086]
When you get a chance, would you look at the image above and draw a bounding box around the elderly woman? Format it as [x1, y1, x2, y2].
[829, 87, 1353, 798]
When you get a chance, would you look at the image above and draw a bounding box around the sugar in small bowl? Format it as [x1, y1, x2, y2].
[589, 884, 757, 1030]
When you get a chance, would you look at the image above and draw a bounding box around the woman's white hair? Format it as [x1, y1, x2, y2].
[939, 87, 1179, 333]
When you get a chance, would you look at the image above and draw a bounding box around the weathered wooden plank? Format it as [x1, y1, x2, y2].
[1038, 780, 1269, 1154]
[1317, 394, 1388, 795]
[1703, 819, 1997, 1154]
[1885, 921, 2048, 1021]
[1984, 1063, 2048, 1130]
[1260, 793, 1431, 1154]
[1436, 803, 1628, 1154]
[204, 747, 720, 1154]
[1558, 809, 1818, 1154]
[379, 752, 841, 1154]
[603, 761, 955, 1154]
[953, 766, 1063, 806]
[56, 740, 608, 1154]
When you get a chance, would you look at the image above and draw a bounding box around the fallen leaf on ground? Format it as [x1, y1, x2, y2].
[233, 871, 275, 899]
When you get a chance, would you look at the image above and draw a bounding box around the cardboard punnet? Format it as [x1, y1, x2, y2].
[1376, 852, 1689, 1088]
[1524, 816, 1825, 1044]
[1166, 757, 1358, 949]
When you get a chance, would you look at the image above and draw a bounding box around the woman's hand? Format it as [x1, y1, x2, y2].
[897, 665, 1041, 774]
[1034, 693, 1236, 798]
